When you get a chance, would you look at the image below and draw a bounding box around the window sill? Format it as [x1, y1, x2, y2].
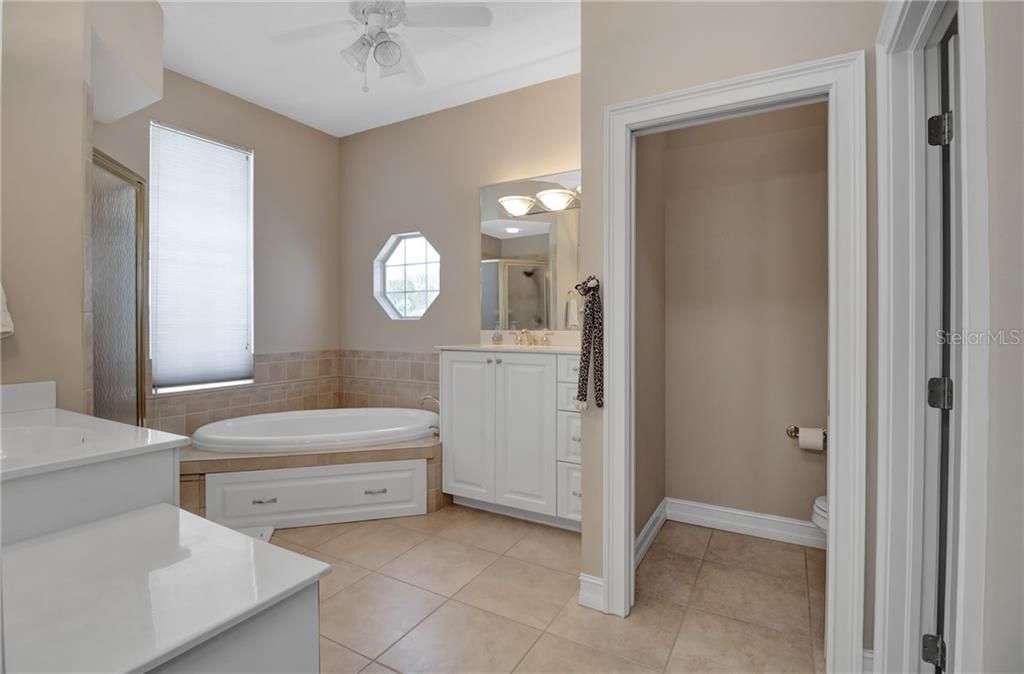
[153, 379, 254, 396]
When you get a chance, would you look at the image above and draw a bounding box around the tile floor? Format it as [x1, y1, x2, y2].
[270, 506, 826, 673]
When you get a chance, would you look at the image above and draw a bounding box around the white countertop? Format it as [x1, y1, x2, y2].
[2, 504, 329, 673]
[437, 344, 582, 355]
[0, 407, 189, 481]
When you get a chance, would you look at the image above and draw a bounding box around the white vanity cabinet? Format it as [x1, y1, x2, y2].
[440, 347, 580, 522]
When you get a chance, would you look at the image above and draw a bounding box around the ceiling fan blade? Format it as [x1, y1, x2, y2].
[269, 19, 358, 44]
[402, 3, 493, 27]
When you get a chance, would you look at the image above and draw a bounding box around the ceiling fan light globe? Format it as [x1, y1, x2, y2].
[340, 34, 373, 72]
[373, 38, 403, 67]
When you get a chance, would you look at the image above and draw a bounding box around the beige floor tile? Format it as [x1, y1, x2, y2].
[379, 600, 540, 673]
[504, 524, 581, 574]
[360, 662, 397, 674]
[436, 508, 532, 554]
[806, 547, 826, 592]
[689, 561, 810, 637]
[269, 537, 310, 554]
[302, 549, 370, 600]
[515, 633, 656, 673]
[649, 521, 712, 559]
[705, 531, 808, 580]
[378, 537, 497, 596]
[635, 549, 701, 606]
[319, 574, 445, 659]
[316, 520, 429, 569]
[547, 593, 685, 671]
[392, 504, 474, 535]
[810, 587, 825, 657]
[320, 637, 371, 674]
[275, 522, 362, 549]
[454, 557, 578, 630]
[666, 608, 815, 673]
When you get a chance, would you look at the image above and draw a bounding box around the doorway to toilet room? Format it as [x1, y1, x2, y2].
[601, 53, 868, 673]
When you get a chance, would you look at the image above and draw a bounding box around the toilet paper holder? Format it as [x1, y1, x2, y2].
[786, 425, 827, 441]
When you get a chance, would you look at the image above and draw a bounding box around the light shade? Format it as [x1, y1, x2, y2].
[498, 195, 536, 217]
[373, 35, 402, 67]
[535, 188, 577, 212]
[341, 34, 373, 72]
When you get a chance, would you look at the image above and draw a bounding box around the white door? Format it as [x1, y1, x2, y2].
[441, 352, 496, 501]
[493, 352, 556, 515]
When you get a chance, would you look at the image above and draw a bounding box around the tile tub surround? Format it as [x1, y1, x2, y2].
[337, 349, 440, 409]
[145, 349, 440, 434]
[264, 507, 827, 673]
[179, 441, 448, 518]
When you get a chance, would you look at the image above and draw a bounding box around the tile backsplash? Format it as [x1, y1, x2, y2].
[146, 348, 439, 435]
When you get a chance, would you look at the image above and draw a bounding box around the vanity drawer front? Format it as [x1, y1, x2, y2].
[557, 461, 582, 522]
[205, 459, 426, 529]
[557, 355, 581, 383]
[557, 411, 582, 464]
[557, 382, 580, 411]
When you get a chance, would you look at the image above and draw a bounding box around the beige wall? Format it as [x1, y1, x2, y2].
[634, 133, 668, 532]
[1, 1, 91, 411]
[580, 1, 884, 645]
[336, 75, 580, 351]
[94, 70, 342, 355]
[982, 2, 1024, 670]
[662, 104, 828, 520]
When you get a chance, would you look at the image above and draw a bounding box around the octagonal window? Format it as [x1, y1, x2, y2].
[374, 232, 440, 320]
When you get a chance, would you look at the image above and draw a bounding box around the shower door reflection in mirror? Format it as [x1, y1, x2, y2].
[91, 151, 146, 425]
[480, 169, 581, 331]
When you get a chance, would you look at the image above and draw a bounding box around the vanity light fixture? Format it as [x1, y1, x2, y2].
[505, 227, 521, 234]
[498, 195, 536, 217]
[535, 188, 577, 212]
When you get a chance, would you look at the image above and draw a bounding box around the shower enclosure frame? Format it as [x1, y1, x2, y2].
[92, 149, 148, 426]
[598, 52, 867, 672]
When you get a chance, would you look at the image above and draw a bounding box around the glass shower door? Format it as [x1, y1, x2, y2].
[91, 151, 145, 425]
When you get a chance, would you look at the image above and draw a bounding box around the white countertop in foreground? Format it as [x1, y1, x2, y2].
[437, 344, 582, 355]
[0, 407, 189, 481]
[2, 504, 329, 673]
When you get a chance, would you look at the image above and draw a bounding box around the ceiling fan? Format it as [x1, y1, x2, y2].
[271, 1, 494, 92]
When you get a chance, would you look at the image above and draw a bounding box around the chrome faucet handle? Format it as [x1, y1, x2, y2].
[420, 394, 440, 409]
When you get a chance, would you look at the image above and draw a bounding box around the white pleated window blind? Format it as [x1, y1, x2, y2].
[150, 122, 253, 391]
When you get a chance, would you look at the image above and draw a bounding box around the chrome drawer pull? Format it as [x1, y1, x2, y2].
[571, 490, 582, 498]
[252, 497, 278, 505]
[364, 488, 388, 495]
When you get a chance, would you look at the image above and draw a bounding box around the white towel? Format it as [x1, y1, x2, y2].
[565, 291, 581, 330]
[1, 284, 14, 338]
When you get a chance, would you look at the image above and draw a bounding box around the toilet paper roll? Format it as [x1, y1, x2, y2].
[798, 427, 826, 452]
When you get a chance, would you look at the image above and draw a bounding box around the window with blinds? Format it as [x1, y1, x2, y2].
[149, 122, 253, 392]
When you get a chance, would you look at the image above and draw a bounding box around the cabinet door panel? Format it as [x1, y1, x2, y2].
[494, 353, 556, 515]
[441, 352, 495, 501]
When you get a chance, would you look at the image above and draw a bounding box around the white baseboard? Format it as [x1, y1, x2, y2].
[862, 649, 874, 672]
[453, 496, 581, 532]
[664, 497, 826, 549]
[578, 573, 605, 611]
[634, 500, 667, 568]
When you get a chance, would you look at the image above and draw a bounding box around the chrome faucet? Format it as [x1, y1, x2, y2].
[420, 394, 440, 410]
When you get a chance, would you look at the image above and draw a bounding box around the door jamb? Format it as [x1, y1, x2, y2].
[874, 2, 990, 671]
[601, 51, 867, 672]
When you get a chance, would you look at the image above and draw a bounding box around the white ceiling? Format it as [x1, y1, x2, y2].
[160, 2, 580, 137]
[481, 217, 551, 240]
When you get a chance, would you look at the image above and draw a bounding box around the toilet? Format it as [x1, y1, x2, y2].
[812, 495, 828, 534]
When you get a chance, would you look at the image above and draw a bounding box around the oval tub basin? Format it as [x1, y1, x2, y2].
[191, 408, 438, 454]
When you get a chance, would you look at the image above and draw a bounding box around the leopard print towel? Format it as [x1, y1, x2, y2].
[575, 276, 603, 410]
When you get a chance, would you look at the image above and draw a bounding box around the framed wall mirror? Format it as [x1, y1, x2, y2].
[479, 169, 581, 332]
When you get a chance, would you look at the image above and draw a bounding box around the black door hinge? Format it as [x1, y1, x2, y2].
[928, 377, 954, 410]
[928, 111, 954, 146]
[922, 633, 947, 669]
